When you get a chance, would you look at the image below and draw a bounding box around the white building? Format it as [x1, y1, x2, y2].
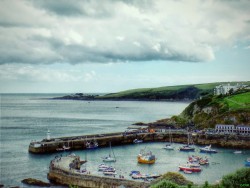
[236, 125, 250, 134]
[215, 124, 235, 133]
[214, 83, 247, 95]
[215, 124, 250, 135]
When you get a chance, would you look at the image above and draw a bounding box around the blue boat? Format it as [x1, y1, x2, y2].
[245, 158, 250, 166]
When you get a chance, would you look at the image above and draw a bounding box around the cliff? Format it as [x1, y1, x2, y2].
[179, 90, 250, 129]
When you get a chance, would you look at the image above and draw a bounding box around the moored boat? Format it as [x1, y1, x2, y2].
[102, 142, 116, 162]
[200, 145, 217, 153]
[179, 164, 202, 172]
[163, 128, 174, 150]
[133, 139, 143, 144]
[233, 150, 242, 154]
[56, 145, 70, 151]
[245, 158, 250, 166]
[85, 139, 98, 149]
[137, 149, 156, 164]
[180, 131, 195, 152]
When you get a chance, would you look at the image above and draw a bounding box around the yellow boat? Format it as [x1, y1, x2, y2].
[137, 149, 156, 164]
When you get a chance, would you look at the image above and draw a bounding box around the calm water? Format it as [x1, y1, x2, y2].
[0, 94, 249, 187]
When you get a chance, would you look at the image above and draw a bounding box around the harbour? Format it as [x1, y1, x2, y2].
[1, 94, 249, 187]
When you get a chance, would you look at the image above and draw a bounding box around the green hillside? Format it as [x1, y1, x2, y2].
[179, 90, 250, 128]
[97, 81, 250, 100]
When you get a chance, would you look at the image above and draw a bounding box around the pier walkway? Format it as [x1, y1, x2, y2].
[48, 154, 149, 188]
[29, 130, 187, 154]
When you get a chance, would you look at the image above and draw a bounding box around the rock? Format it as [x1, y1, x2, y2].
[21, 178, 50, 187]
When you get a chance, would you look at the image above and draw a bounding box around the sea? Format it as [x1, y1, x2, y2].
[0, 93, 249, 187]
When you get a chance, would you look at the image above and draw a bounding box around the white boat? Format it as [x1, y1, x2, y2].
[163, 128, 174, 150]
[180, 132, 195, 152]
[103, 171, 117, 176]
[56, 144, 70, 151]
[103, 142, 116, 162]
[133, 139, 143, 144]
[200, 145, 217, 153]
[233, 150, 242, 154]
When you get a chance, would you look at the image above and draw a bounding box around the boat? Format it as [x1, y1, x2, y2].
[85, 138, 98, 149]
[199, 158, 209, 165]
[102, 142, 116, 162]
[163, 128, 174, 150]
[137, 148, 156, 164]
[245, 158, 250, 166]
[233, 150, 242, 154]
[133, 139, 143, 144]
[200, 145, 217, 153]
[129, 170, 140, 176]
[184, 170, 192, 174]
[56, 143, 70, 151]
[103, 171, 117, 176]
[98, 164, 110, 171]
[179, 132, 195, 152]
[179, 164, 202, 172]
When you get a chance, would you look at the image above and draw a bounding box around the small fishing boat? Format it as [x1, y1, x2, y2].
[233, 150, 242, 154]
[133, 139, 143, 144]
[199, 158, 209, 165]
[98, 164, 110, 171]
[102, 142, 116, 162]
[179, 164, 202, 172]
[56, 144, 70, 151]
[200, 145, 217, 153]
[137, 149, 156, 164]
[245, 158, 250, 166]
[184, 170, 192, 174]
[103, 171, 117, 176]
[85, 138, 98, 149]
[180, 145, 195, 152]
[129, 170, 140, 176]
[180, 132, 195, 152]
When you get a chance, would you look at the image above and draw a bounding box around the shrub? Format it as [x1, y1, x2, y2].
[221, 168, 250, 188]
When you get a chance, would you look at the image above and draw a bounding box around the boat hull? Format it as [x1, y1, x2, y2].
[137, 156, 155, 164]
[180, 148, 195, 152]
[200, 149, 217, 153]
[179, 166, 201, 172]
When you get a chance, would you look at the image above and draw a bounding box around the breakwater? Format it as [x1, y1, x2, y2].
[48, 155, 149, 188]
[29, 131, 250, 154]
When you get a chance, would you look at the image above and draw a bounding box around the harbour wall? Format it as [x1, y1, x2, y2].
[47, 167, 149, 188]
[29, 132, 250, 154]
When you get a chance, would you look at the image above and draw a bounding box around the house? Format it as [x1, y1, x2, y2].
[236, 125, 250, 134]
[215, 124, 250, 135]
[214, 83, 247, 95]
[215, 124, 235, 133]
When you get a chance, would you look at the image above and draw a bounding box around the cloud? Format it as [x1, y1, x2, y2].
[0, 0, 249, 65]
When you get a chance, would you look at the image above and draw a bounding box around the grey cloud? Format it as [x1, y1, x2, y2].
[31, 0, 114, 18]
[0, 0, 249, 65]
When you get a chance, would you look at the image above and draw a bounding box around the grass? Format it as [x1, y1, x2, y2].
[225, 92, 250, 110]
[99, 81, 250, 99]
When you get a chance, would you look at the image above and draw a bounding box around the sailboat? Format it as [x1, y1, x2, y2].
[103, 142, 116, 162]
[163, 128, 174, 150]
[179, 131, 195, 152]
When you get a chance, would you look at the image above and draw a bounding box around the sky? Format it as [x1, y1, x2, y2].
[0, 0, 249, 93]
